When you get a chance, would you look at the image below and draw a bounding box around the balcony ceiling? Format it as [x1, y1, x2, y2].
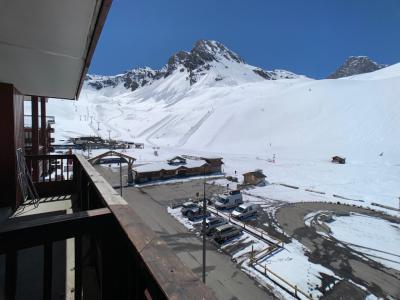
[0, 0, 111, 100]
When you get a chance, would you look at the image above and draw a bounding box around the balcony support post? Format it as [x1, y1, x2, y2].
[40, 97, 47, 154]
[75, 235, 82, 300]
[31, 96, 39, 181]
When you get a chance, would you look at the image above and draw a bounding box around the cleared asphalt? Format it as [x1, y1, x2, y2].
[96, 166, 275, 300]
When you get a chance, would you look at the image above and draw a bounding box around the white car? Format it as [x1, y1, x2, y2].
[214, 190, 243, 209]
[231, 203, 259, 220]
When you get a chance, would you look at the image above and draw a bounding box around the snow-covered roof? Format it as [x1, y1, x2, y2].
[134, 158, 208, 173]
[243, 170, 266, 178]
[201, 156, 223, 160]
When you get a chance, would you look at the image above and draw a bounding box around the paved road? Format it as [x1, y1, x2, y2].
[96, 166, 275, 300]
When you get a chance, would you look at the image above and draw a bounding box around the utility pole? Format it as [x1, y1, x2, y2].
[97, 121, 100, 131]
[120, 158, 123, 196]
[202, 166, 207, 283]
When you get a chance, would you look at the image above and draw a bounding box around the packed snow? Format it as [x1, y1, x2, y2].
[326, 213, 400, 271]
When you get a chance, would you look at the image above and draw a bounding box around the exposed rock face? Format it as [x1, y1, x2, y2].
[327, 56, 387, 79]
[86, 67, 157, 91]
[253, 68, 300, 80]
[86, 39, 302, 90]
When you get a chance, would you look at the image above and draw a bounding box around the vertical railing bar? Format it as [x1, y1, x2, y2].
[75, 235, 82, 300]
[67, 158, 69, 180]
[55, 159, 58, 181]
[5, 251, 17, 300]
[49, 159, 52, 182]
[43, 242, 53, 300]
[42, 158, 45, 182]
[61, 158, 63, 180]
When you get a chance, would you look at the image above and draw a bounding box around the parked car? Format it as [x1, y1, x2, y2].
[187, 207, 210, 221]
[214, 190, 243, 210]
[231, 203, 259, 220]
[214, 224, 242, 243]
[181, 201, 199, 216]
[205, 217, 228, 235]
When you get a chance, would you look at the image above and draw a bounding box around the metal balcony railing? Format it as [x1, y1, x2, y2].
[24, 115, 55, 128]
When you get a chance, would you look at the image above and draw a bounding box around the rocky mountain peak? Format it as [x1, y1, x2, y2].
[192, 40, 244, 64]
[164, 40, 244, 81]
[327, 56, 387, 79]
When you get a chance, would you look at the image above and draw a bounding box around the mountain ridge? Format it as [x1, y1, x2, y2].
[85, 40, 304, 91]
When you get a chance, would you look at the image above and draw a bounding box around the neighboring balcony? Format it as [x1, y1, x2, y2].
[24, 115, 55, 157]
[0, 154, 215, 300]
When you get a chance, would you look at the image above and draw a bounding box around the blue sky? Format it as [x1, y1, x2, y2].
[90, 0, 400, 78]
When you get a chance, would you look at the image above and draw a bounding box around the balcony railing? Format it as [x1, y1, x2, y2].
[0, 154, 216, 300]
[24, 115, 55, 128]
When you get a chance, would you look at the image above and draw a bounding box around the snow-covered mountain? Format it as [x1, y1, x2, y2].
[85, 40, 303, 93]
[46, 40, 400, 163]
[327, 56, 387, 79]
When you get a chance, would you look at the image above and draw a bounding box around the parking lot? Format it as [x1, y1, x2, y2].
[96, 165, 400, 299]
[96, 166, 277, 300]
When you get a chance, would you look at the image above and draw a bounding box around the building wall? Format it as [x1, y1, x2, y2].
[134, 163, 220, 183]
[0, 83, 24, 209]
[243, 173, 262, 185]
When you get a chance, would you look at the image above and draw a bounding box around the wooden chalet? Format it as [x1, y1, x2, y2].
[243, 170, 267, 186]
[134, 156, 223, 184]
[0, 1, 215, 300]
[332, 156, 346, 164]
[201, 157, 223, 173]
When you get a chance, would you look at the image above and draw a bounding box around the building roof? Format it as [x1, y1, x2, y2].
[243, 170, 266, 178]
[0, 0, 112, 99]
[134, 159, 208, 173]
[167, 156, 187, 163]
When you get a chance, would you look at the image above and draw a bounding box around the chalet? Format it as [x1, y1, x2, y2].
[134, 156, 223, 183]
[243, 170, 267, 186]
[0, 2, 214, 299]
[332, 156, 346, 164]
[201, 157, 223, 173]
[180, 155, 224, 173]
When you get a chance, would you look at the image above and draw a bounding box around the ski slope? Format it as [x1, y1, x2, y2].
[39, 54, 400, 210]
[48, 61, 400, 161]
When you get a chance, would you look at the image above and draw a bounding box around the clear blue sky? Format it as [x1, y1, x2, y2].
[89, 0, 400, 78]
